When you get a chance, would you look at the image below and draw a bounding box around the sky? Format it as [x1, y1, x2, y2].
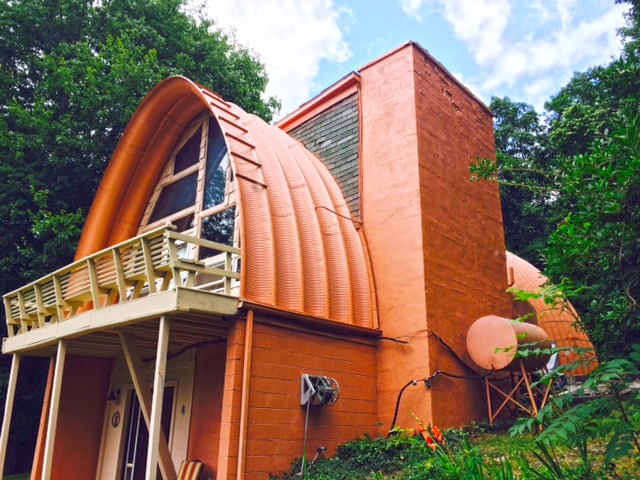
[193, 0, 630, 119]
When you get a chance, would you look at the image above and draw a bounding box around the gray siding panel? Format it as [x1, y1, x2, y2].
[289, 93, 360, 217]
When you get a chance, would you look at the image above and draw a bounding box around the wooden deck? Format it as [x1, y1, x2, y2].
[2, 226, 241, 355]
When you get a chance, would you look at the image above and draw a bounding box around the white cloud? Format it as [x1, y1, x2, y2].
[439, 0, 512, 65]
[478, 3, 626, 106]
[196, 0, 352, 119]
[399, 0, 628, 110]
[399, 0, 428, 21]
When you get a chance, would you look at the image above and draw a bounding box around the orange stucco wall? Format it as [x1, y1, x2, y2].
[359, 43, 432, 431]
[412, 46, 510, 424]
[47, 355, 113, 479]
[359, 43, 510, 429]
[215, 315, 378, 480]
[188, 341, 227, 479]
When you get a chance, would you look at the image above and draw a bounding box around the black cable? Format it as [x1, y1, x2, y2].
[388, 369, 496, 433]
[142, 337, 226, 362]
[387, 330, 498, 433]
[422, 368, 494, 387]
[427, 331, 481, 375]
[389, 379, 423, 432]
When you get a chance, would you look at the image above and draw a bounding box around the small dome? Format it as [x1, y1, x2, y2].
[506, 251, 595, 375]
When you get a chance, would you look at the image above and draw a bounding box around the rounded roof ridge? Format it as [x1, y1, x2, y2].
[76, 76, 374, 328]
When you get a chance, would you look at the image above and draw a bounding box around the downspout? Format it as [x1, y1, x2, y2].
[236, 309, 254, 480]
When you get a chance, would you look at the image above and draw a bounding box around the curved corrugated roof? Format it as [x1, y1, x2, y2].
[76, 76, 375, 328]
[506, 251, 595, 374]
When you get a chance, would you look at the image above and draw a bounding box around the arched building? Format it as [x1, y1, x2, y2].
[1, 42, 593, 480]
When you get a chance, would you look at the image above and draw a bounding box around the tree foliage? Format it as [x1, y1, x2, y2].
[0, 0, 278, 295]
[0, 0, 278, 473]
[486, 96, 555, 264]
[546, 108, 640, 357]
[476, 0, 640, 359]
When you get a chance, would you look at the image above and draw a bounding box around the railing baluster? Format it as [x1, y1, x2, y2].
[3, 297, 15, 337]
[140, 237, 156, 294]
[87, 258, 102, 307]
[167, 236, 181, 288]
[34, 284, 46, 328]
[224, 251, 232, 295]
[17, 291, 28, 334]
[52, 275, 65, 323]
[112, 248, 127, 303]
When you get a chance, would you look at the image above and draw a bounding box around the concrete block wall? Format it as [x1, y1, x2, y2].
[241, 315, 378, 479]
[359, 43, 510, 429]
[288, 93, 361, 218]
[215, 322, 246, 480]
[412, 45, 511, 425]
[46, 356, 113, 480]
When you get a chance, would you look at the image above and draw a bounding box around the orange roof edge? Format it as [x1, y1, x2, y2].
[276, 72, 360, 132]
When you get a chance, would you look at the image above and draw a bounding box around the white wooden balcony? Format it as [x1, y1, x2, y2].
[2, 225, 241, 356]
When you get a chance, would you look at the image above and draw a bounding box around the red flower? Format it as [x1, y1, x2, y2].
[418, 425, 433, 443]
[418, 425, 438, 450]
[432, 425, 444, 444]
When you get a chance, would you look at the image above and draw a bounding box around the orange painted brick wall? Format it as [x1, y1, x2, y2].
[241, 315, 378, 479]
[359, 44, 434, 431]
[188, 341, 227, 479]
[215, 321, 246, 480]
[412, 46, 511, 425]
[360, 43, 510, 429]
[49, 355, 113, 479]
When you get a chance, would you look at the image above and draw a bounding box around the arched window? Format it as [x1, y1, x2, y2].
[139, 114, 238, 264]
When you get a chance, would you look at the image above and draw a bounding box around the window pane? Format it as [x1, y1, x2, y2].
[199, 207, 235, 259]
[149, 173, 197, 223]
[172, 214, 194, 232]
[203, 119, 229, 209]
[174, 127, 201, 174]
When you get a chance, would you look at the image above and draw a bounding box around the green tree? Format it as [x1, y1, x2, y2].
[545, 106, 640, 358]
[473, 0, 640, 359]
[541, 0, 640, 357]
[0, 0, 279, 473]
[488, 96, 554, 264]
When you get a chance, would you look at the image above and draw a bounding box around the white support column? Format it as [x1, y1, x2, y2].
[42, 340, 67, 480]
[146, 315, 170, 480]
[0, 354, 21, 479]
[119, 332, 176, 480]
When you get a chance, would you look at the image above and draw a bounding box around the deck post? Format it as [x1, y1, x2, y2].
[0, 354, 21, 478]
[120, 332, 176, 480]
[146, 315, 170, 480]
[42, 340, 67, 480]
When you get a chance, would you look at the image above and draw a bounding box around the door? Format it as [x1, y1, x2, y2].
[120, 387, 175, 480]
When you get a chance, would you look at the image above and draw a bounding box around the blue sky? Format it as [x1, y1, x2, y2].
[198, 0, 629, 119]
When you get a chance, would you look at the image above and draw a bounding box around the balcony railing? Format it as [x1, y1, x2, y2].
[3, 225, 241, 338]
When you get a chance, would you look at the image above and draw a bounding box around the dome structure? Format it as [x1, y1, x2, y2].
[506, 251, 595, 375]
[76, 76, 374, 328]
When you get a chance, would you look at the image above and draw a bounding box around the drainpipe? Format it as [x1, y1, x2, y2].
[236, 309, 254, 480]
